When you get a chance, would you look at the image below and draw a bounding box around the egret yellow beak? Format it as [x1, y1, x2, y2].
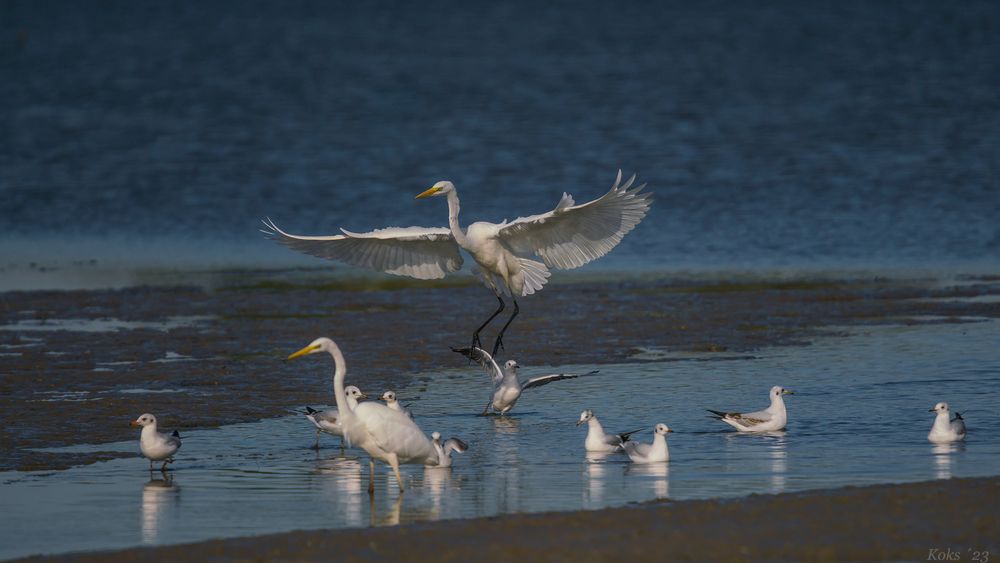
[287, 344, 319, 360]
[415, 186, 440, 199]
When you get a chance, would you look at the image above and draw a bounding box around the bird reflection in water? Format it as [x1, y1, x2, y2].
[932, 442, 963, 480]
[313, 456, 365, 527]
[625, 463, 669, 499]
[141, 474, 179, 545]
[584, 452, 612, 508]
[369, 493, 403, 527]
[766, 433, 788, 493]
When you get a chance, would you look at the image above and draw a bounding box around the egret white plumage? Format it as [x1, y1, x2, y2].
[130, 413, 182, 472]
[928, 402, 966, 443]
[707, 386, 793, 432]
[455, 346, 597, 415]
[428, 431, 468, 468]
[576, 409, 643, 453]
[262, 170, 650, 356]
[303, 385, 367, 449]
[378, 390, 412, 418]
[287, 337, 441, 493]
[623, 423, 672, 463]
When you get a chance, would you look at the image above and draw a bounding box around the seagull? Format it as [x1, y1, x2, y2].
[288, 337, 443, 494]
[130, 413, 182, 472]
[928, 402, 967, 443]
[455, 346, 597, 415]
[623, 423, 672, 463]
[378, 390, 412, 418]
[304, 385, 367, 449]
[707, 386, 793, 432]
[262, 170, 650, 357]
[576, 409, 643, 453]
[428, 431, 469, 468]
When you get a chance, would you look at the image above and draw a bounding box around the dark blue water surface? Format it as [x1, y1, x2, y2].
[2, 1, 998, 273]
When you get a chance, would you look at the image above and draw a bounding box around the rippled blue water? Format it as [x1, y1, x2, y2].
[2, 318, 999, 559]
[2, 1, 998, 274]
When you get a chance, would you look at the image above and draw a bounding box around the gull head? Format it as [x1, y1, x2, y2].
[431, 431, 442, 444]
[415, 181, 455, 199]
[654, 423, 673, 435]
[130, 413, 157, 428]
[287, 337, 334, 360]
[576, 409, 594, 426]
[346, 386, 367, 401]
[379, 390, 397, 403]
[771, 385, 793, 398]
[930, 401, 950, 414]
[504, 360, 519, 372]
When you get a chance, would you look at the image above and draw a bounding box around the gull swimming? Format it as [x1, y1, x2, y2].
[928, 402, 966, 443]
[378, 390, 412, 418]
[288, 337, 450, 493]
[707, 385, 793, 432]
[263, 170, 650, 356]
[130, 413, 182, 472]
[576, 409, 643, 453]
[428, 431, 469, 468]
[623, 423, 672, 463]
[304, 385, 367, 449]
[455, 346, 597, 415]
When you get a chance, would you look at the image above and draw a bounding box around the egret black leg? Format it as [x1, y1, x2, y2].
[492, 298, 519, 357]
[472, 294, 505, 351]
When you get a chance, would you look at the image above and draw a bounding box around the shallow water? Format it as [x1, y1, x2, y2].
[2, 319, 999, 559]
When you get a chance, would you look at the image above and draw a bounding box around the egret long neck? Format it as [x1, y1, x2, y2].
[446, 190, 469, 247]
[328, 344, 351, 422]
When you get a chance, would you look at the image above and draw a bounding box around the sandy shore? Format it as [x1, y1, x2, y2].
[18, 475, 997, 562]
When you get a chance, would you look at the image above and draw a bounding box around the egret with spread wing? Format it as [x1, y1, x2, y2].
[263, 171, 650, 356]
[455, 346, 597, 415]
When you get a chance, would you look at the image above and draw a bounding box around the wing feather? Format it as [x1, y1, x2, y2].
[452, 347, 504, 386]
[522, 369, 597, 390]
[261, 218, 463, 280]
[497, 171, 651, 270]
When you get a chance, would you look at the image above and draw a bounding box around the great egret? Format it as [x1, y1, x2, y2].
[377, 390, 412, 418]
[262, 170, 650, 356]
[623, 424, 672, 463]
[455, 346, 597, 415]
[130, 413, 182, 472]
[428, 431, 468, 468]
[707, 386, 793, 432]
[303, 385, 367, 449]
[576, 409, 643, 453]
[928, 402, 966, 442]
[287, 337, 441, 493]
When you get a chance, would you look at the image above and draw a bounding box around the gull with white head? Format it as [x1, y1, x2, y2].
[304, 385, 367, 449]
[130, 413, 182, 472]
[576, 409, 643, 453]
[707, 386, 793, 432]
[428, 431, 469, 468]
[263, 170, 650, 356]
[623, 424, 672, 463]
[928, 402, 966, 443]
[455, 346, 597, 415]
[378, 390, 412, 419]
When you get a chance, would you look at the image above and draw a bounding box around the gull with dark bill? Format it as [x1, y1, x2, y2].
[130, 413, 182, 472]
[928, 402, 967, 443]
[263, 170, 650, 356]
[378, 390, 413, 419]
[455, 346, 597, 415]
[707, 386, 793, 432]
[623, 423, 672, 463]
[428, 432, 469, 468]
[576, 409, 643, 453]
[304, 385, 367, 449]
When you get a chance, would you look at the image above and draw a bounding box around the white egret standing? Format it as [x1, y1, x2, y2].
[303, 385, 367, 449]
[707, 386, 793, 432]
[456, 346, 597, 415]
[288, 337, 440, 494]
[928, 402, 966, 443]
[130, 414, 182, 472]
[263, 171, 650, 356]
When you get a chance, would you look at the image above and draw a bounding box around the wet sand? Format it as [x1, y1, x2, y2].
[19, 475, 998, 562]
[2, 271, 998, 471]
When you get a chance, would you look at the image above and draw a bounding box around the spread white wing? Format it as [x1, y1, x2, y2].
[497, 170, 651, 270]
[522, 369, 598, 390]
[453, 347, 504, 386]
[262, 218, 463, 280]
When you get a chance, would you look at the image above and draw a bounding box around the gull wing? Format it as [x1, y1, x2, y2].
[262, 218, 463, 280]
[496, 170, 651, 270]
[444, 438, 468, 455]
[522, 369, 598, 390]
[623, 441, 651, 458]
[453, 347, 504, 386]
[164, 433, 182, 448]
[707, 409, 772, 427]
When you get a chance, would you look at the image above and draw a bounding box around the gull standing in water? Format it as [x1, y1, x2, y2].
[455, 346, 597, 415]
[263, 171, 650, 356]
[928, 402, 966, 442]
[130, 413, 182, 472]
[707, 386, 793, 432]
[378, 391, 412, 418]
[576, 409, 643, 453]
[304, 385, 367, 449]
[623, 424, 672, 463]
[427, 432, 469, 468]
[288, 337, 447, 494]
